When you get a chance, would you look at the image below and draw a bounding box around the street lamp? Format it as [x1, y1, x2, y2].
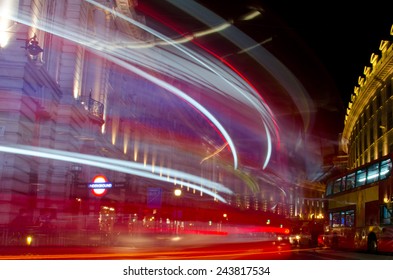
[17, 34, 44, 61]
[174, 188, 182, 235]
[218, 213, 228, 232]
[70, 164, 82, 198]
[174, 188, 182, 197]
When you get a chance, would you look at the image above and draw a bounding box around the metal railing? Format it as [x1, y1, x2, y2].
[88, 95, 104, 120]
[79, 94, 104, 123]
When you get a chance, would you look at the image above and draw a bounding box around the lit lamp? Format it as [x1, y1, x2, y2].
[174, 188, 182, 197]
[20, 34, 43, 60]
[220, 213, 228, 232]
[174, 188, 182, 235]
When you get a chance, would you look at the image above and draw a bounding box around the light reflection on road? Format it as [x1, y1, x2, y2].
[2, 244, 393, 260]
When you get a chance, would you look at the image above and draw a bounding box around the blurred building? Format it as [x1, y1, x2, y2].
[0, 0, 326, 243]
[342, 25, 393, 169]
[0, 0, 154, 228]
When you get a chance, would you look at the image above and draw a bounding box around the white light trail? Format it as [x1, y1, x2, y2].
[3, 0, 284, 172]
[0, 144, 232, 202]
[168, 0, 315, 153]
[5, 9, 239, 170]
[85, 0, 277, 169]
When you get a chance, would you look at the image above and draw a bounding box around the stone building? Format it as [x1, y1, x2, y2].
[0, 1, 326, 245]
[342, 25, 393, 168]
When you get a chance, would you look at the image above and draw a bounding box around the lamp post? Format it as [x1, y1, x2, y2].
[70, 164, 82, 198]
[174, 188, 182, 235]
[219, 213, 228, 232]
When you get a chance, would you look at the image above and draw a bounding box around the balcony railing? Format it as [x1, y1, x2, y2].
[80, 94, 104, 124]
[88, 96, 104, 120]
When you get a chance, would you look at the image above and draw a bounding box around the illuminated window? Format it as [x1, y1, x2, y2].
[331, 212, 341, 227]
[380, 159, 392, 180]
[356, 168, 367, 187]
[366, 162, 380, 184]
[330, 210, 354, 228]
[381, 205, 392, 225]
[346, 173, 355, 190]
[345, 210, 355, 227]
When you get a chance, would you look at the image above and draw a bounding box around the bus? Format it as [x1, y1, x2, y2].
[325, 153, 393, 253]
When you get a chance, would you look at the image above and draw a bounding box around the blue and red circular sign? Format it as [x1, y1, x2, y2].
[88, 174, 112, 197]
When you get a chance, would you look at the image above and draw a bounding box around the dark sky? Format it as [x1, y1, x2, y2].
[138, 0, 393, 142]
[195, 0, 393, 140]
[264, 2, 393, 101]
[197, 1, 393, 104]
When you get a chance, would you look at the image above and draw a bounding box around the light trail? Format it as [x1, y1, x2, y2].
[0, 144, 232, 202]
[169, 0, 314, 131]
[135, 0, 279, 169]
[200, 143, 228, 164]
[86, 0, 277, 169]
[5, 5, 240, 170]
[2, 0, 288, 174]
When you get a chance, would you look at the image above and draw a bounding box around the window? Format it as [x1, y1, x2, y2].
[326, 181, 333, 196]
[331, 212, 342, 227]
[377, 111, 383, 138]
[340, 211, 345, 226]
[345, 210, 355, 227]
[380, 158, 392, 180]
[375, 95, 381, 109]
[333, 178, 342, 194]
[387, 81, 392, 99]
[356, 168, 367, 187]
[366, 162, 380, 184]
[330, 210, 355, 228]
[387, 101, 393, 130]
[341, 175, 348, 191]
[381, 205, 392, 225]
[346, 173, 355, 190]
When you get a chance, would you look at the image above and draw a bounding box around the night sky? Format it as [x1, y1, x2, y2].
[271, 2, 392, 100]
[196, 0, 393, 140]
[198, 0, 393, 103]
[138, 0, 393, 143]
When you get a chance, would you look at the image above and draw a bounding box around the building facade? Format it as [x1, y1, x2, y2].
[342, 25, 393, 169]
[0, 0, 325, 246]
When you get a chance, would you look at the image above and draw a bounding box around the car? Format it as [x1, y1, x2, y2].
[289, 232, 312, 247]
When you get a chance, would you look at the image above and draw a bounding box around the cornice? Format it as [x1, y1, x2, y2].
[342, 25, 393, 145]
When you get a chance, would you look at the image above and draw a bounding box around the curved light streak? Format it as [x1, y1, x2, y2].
[6, 1, 281, 170]
[168, 0, 314, 140]
[86, 0, 277, 169]
[200, 143, 228, 164]
[108, 54, 239, 169]
[6, 9, 239, 170]
[0, 144, 231, 202]
[122, 0, 278, 169]
[263, 121, 272, 169]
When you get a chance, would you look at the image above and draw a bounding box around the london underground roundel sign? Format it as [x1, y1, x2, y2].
[88, 174, 112, 197]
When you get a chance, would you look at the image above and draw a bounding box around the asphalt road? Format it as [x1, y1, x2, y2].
[1, 242, 393, 260]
